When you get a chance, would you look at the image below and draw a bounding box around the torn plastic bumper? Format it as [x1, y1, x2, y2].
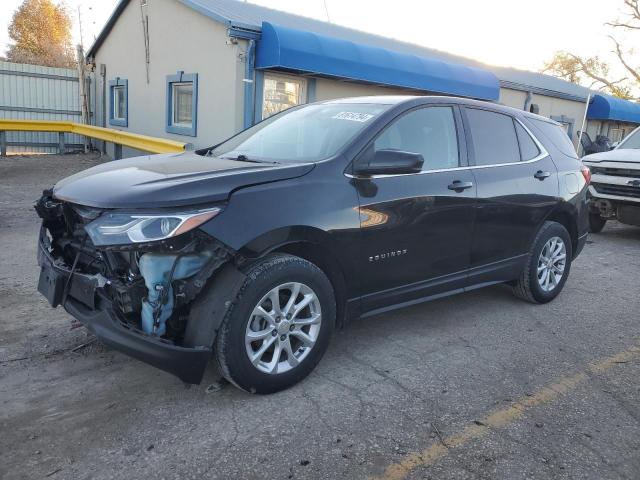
[65, 296, 211, 384]
[38, 230, 214, 384]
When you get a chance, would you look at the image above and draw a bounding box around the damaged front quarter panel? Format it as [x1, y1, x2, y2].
[35, 190, 244, 384]
[183, 264, 247, 349]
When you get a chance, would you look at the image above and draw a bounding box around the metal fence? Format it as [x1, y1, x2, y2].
[0, 60, 88, 153]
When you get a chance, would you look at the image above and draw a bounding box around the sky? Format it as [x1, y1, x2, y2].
[0, 0, 635, 74]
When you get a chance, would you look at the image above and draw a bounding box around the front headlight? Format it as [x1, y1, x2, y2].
[84, 207, 222, 246]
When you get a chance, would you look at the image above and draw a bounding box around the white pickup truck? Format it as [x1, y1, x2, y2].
[582, 126, 640, 232]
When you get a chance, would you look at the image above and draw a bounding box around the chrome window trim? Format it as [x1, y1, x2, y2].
[345, 116, 549, 179]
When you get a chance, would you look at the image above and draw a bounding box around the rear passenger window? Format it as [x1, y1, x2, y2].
[465, 108, 520, 166]
[515, 121, 540, 161]
[373, 106, 459, 171]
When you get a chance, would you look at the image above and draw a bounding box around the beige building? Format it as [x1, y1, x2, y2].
[87, 0, 638, 158]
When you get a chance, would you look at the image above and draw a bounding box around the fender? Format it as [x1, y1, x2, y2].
[237, 227, 357, 328]
[183, 264, 246, 349]
[540, 200, 580, 256]
[237, 225, 335, 258]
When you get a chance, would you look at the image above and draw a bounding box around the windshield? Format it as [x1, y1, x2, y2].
[617, 128, 640, 149]
[211, 103, 390, 163]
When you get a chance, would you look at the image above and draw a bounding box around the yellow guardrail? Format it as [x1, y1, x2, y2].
[0, 119, 186, 155]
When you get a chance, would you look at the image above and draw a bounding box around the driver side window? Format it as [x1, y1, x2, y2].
[373, 106, 460, 171]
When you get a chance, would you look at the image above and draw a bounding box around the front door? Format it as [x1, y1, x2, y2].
[351, 105, 477, 314]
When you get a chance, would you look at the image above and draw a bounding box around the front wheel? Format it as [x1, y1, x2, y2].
[512, 221, 573, 304]
[589, 213, 607, 233]
[215, 254, 335, 394]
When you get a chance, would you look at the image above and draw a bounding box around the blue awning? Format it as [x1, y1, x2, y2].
[255, 22, 500, 101]
[587, 94, 640, 124]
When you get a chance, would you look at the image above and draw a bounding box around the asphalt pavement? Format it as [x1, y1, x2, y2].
[1, 153, 639, 480]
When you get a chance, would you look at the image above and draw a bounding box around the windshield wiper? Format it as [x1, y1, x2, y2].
[221, 154, 279, 164]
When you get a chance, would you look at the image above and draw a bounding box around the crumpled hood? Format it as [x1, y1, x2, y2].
[582, 149, 640, 164]
[53, 151, 314, 208]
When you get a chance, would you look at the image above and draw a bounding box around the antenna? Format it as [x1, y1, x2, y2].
[323, 0, 331, 23]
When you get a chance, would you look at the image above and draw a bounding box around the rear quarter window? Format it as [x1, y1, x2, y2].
[528, 118, 577, 158]
[514, 121, 540, 161]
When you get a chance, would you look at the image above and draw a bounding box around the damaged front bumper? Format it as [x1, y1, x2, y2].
[37, 232, 212, 384]
[34, 190, 247, 385]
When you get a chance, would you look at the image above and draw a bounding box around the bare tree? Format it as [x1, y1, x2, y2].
[542, 0, 639, 100]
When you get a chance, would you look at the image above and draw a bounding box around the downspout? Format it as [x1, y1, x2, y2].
[100, 63, 107, 154]
[523, 91, 533, 112]
[243, 39, 256, 130]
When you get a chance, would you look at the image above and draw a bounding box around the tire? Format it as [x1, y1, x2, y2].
[215, 253, 335, 394]
[512, 221, 573, 304]
[589, 213, 607, 233]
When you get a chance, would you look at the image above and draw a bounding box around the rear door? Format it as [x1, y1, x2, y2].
[351, 105, 477, 313]
[462, 107, 559, 284]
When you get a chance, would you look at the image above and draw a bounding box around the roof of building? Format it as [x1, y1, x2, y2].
[587, 93, 640, 124]
[89, 0, 591, 102]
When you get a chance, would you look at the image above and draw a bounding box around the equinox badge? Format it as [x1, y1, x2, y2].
[369, 249, 408, 262]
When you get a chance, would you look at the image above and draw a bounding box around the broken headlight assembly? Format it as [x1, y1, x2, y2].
[84, 207, 222, 246]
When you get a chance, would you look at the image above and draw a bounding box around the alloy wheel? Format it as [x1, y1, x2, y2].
[537, 236, 567, 292]
[245, 282, 322, 374]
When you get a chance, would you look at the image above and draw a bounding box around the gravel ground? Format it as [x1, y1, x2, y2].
[1, 153, 640, 480]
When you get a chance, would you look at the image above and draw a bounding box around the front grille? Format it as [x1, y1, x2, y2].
[592, 182, 640, 199]
[590, 166, 640, 178]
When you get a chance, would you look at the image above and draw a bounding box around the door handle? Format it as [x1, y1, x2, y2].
[447, 180, 473, 192]
[534, 170, 551, 180]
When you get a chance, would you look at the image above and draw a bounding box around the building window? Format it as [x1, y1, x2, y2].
[166, 71, 198, 136]
[108, 78, 128, 127]
[262, 73, 306, 120]
[609, 128, 623, 143]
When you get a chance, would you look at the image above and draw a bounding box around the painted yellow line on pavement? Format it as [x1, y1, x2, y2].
[376, 346, 640, 480]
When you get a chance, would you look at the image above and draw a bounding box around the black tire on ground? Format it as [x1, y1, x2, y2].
[588, 213, 607, 233]
[512, 221, 573, 304]
[215, 253, 335, 394]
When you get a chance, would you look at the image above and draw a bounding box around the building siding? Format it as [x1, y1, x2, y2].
[88, 0, 605, 158]
[314, 78, 418, 101]
[93, 0, 247, 157]
[499, 87, 587, 147]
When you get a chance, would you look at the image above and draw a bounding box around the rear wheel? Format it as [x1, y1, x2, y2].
[589, 213, 607, 233]
[512, 221, 572, 304]
[215, 254, 335, 394]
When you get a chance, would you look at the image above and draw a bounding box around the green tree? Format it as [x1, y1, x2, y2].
[542, 0, 639, 100]
[5, 0, 75, 68]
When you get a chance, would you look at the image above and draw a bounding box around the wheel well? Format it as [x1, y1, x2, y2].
[546, 209, 578, 256]
[272, 242, 348, 328]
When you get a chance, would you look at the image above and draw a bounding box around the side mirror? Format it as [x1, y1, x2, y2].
[354, 149, 424, 176]
[610, 141, 620, 150]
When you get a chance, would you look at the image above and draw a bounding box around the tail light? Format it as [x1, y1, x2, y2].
[580, 165, 591, 185]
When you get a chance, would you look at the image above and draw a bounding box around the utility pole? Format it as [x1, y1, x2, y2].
[76, 44, 89, 153]
[77, 5, 85, 49]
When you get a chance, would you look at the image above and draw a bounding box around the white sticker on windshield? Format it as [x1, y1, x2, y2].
[332, 112, 375, 122]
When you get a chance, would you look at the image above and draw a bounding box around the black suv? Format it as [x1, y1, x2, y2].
[36, 96, 589, 393]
